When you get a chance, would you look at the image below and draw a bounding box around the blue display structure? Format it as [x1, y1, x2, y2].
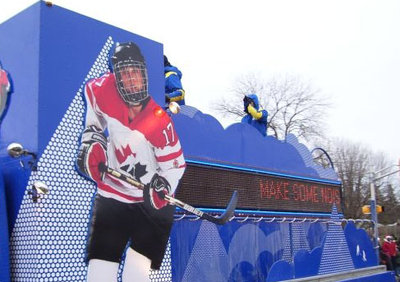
[0, 2, 164, 281]
[0, 1, 164, 230]
[1, 2, 384, 282]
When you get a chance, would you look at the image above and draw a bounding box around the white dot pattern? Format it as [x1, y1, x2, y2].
[182, 221, 228, 282]
[8, 37, 173, 281]
[149, 241, 173, 282]
[282, 223, 310, 263]
[318, 205, 354, 274]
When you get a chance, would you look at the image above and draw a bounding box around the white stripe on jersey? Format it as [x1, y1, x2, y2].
[154, 139, 183, 158]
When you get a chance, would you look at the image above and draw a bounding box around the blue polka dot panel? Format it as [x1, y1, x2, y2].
[10, 37, 113, 281]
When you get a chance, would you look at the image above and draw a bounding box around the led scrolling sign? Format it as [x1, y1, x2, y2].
[176, 163, 342, 213]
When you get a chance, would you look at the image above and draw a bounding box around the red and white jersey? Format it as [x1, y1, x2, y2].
[84, 72, 186, 203]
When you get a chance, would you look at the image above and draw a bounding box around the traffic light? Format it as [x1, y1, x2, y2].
[362, 205, 370, 214]
[361, 205, 384, 214]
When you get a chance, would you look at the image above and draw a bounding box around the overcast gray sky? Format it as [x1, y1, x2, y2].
[1, 0, 400, 164]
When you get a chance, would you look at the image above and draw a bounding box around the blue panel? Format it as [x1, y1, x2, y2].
[170, 219, 307, 282]
[1, 160, 30, 233]
[0, 2, 41, 233]
[169, 206, 378, 282]
[0, 172, 10, 282]
[0, 3, 40, 151]
[344, 222, 378, 268]
[266, 260, 294, 281]
[293, 247, 322, 278]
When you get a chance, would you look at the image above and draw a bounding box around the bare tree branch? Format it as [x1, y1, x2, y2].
[316, 138, 399, 221]
[212, 73, 330, 142]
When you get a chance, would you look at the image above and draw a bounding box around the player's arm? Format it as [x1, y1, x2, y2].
[147, 118, 186, 210]
[76, 82, 108, 183]
[156, 121, 186, 192]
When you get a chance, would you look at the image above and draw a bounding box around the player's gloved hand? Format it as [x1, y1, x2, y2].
[147, 174, 171, 210]
[243, 96, 252, 113]
[76, 126, 107, 183]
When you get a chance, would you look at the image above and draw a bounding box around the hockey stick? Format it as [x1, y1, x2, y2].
[99, 163, 238, 225]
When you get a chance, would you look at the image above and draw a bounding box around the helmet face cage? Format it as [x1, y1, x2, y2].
[114, 59, 148, 105]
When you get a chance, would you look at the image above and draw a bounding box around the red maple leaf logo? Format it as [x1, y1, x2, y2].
[115, 145, 135, 164]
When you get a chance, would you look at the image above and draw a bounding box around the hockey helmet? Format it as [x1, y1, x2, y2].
[111, 42, 148, 105]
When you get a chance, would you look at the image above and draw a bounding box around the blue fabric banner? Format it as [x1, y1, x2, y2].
[170, 211, 377, 282]
[170, 219, 327, 281]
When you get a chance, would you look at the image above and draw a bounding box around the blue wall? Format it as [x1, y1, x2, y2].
[0, 3, 41, 248]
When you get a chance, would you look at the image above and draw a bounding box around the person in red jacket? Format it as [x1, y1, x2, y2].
[382, 235, 397, 271]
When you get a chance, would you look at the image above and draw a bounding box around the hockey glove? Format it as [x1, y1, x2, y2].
[147, 174, 171, 210]
[77, 126, 108, 183]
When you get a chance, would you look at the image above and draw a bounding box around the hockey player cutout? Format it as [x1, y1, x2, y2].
[77, 42, 186, 282]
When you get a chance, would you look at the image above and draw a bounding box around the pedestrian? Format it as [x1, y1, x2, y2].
[382, 235, 397, 271]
